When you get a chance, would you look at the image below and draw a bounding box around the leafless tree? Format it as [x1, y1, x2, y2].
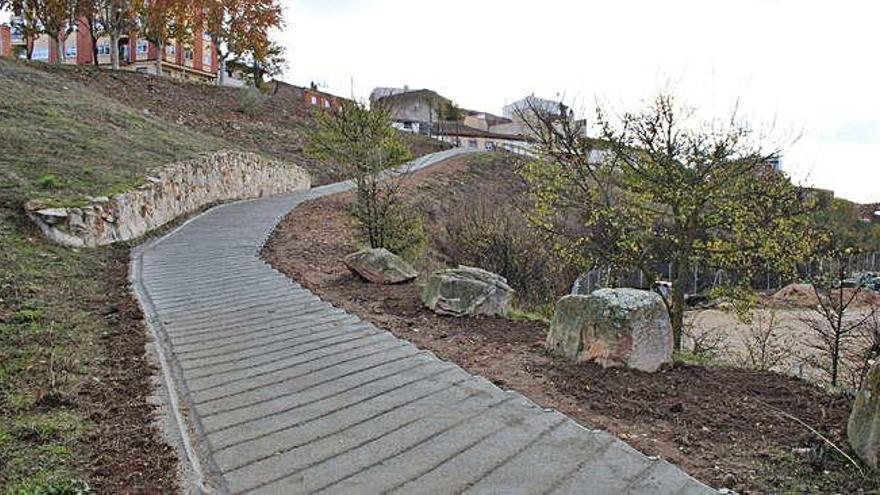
[803, 257, 878, 387]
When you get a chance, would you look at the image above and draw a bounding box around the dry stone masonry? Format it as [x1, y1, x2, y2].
[25, 151, 310, 247]
[546, 288, 674, 372]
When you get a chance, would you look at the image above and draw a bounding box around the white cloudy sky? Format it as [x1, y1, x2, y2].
[3, 1, 875, 202]
[278, 0, 878, 203]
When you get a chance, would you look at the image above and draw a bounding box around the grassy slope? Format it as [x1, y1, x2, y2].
[0, 60, 227, 493]
[37, 63, 451, 186]
[0, 60, 226, 208]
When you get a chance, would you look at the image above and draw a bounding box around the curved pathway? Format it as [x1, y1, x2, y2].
[131, 149, 714, 495]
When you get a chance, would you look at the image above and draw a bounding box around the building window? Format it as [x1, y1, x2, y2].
[324, 99, 331, 108]
[65, 45, 77, 58]
[310, 95, 318, 105]
[203, 53, 211, 67]
[184, 47, 194, 61]
[166, 44, 175, 57]
[97, 43, 111, 56]
[32, 48, 49, 60]
[136, 40, 148, 54]
[468, 139, 478, 148]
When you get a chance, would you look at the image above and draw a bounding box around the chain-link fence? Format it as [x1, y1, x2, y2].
[573, 252, 880, 296]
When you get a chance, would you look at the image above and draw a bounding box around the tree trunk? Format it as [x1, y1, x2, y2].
[217, 50, 227, 86]
[110, 34, 120, 70]
[55, 34, 64, 64]
[91, 30, 99, 67]
[155, 38, 164, 75]
[670, 257, 690, 352]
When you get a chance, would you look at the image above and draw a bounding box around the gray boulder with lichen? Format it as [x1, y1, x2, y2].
[421, 266, 514, 317]
[343, 248, 418, 284]
[546, 288, 673, 372]
[849, 360, 880, 468]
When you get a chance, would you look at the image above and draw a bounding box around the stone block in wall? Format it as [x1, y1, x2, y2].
[25, 151, 311, 247]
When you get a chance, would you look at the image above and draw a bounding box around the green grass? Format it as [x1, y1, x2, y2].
[0, 59, 226, 208]
[0, 59, 232, 493]
[755, 447, 880, 494]
[0, 215, 109, 493]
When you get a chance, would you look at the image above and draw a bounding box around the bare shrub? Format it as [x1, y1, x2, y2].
[803, 260, 879, 388]
[237, 86, 265, 116]
[740, 311, 796, 372]
[682, 322, 729, 364]
[841, 311, 880, 391]
[442, 199, 577, 310]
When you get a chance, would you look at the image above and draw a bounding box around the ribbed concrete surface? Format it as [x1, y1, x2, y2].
[131, 149, 715, 495]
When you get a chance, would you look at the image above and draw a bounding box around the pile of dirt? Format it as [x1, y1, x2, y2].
[768, 283, 880, 308]
[262, 154, 870, 493]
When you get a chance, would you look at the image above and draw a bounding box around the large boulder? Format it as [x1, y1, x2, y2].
[343, 248, 418, 284]
[546, 288, 673, 372]
[849, 361, 880, 468]
[421, 266, 514, 317]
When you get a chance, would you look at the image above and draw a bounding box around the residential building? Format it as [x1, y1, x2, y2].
[503, 94, 568, 120]
[435, 121, 533, 155]
[859, 203, 880, 223]
[463, 111, 512, 132]
[0, 25, 11, 57]
[8, 16, 220, 83]
[766, 153, 783, 171]
[370, 87, 452, 135]
[302, 82, 346, 111]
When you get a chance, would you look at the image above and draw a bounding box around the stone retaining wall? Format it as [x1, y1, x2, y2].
[26, 151, 311, 247]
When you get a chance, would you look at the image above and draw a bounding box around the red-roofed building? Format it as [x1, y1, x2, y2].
[8, 16, 220, 83]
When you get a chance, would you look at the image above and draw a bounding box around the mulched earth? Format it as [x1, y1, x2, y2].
[262, 156, 869, 494]
[79, 245, 179, 494]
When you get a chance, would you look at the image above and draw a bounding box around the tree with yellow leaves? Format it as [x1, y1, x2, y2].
[520, 93, 817, 351]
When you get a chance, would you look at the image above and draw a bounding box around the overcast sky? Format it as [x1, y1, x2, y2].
[3, 1, 874, 202]
[279, 0, 878, 203]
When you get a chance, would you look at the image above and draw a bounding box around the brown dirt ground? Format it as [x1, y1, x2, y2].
[79, 245, 179, 494]
[263, 155, 869, 494]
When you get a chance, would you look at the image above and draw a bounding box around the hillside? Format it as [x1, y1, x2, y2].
[0, 60, 227, 209]
[34, 63, 450, 186]
[0, 58, 447, 493]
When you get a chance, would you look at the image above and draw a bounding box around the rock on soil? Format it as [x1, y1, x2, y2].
[849, 360, 880, 468]
[421, 265, 514, 317]
[546, 289, 673, 372]
[343, 248, 418, 284]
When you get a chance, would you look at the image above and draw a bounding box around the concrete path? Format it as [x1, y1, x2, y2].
[131, 149, 715, 495]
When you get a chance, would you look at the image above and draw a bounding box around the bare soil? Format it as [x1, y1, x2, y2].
[263, 155, 872, 494]
[80, 245, 179, 493]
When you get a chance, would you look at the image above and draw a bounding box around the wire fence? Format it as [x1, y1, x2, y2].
[573, 252, 880, 296]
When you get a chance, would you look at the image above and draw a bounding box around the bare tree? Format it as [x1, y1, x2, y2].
[803, 255, 879, 387]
